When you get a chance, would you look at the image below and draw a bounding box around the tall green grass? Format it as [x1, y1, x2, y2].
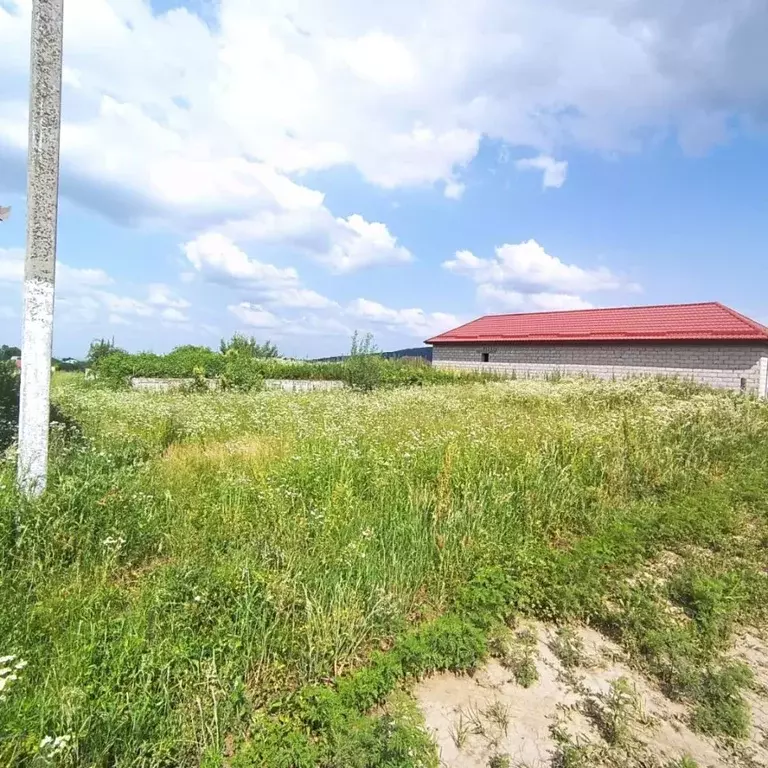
[2, 377, 768, 765]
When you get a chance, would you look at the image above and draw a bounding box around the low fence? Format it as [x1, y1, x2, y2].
[263, 379, 345, 392]
[130, 377, 346, 392]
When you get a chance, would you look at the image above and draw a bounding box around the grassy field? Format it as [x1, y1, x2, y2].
[2, 375, 768, 766]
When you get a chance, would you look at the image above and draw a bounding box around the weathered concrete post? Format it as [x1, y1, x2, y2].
[18, 0, 64, 496]
[759, 356, 768, 399]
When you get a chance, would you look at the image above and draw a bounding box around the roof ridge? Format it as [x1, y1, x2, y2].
[713, 302, 768, 339]
[480, 301, 721, 321]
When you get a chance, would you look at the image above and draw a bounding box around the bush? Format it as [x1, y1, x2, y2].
[221, 333, 279, 359]
[88, 333, 502, 390]
[222, 355, 265, 393]
[0, 362, 76, 451]
[0, 360, 19, 451]
[87, 337, 124, 365]
[343, 332, 385, 391]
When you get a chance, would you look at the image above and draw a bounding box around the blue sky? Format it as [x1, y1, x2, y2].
[1, 0, 768, 358]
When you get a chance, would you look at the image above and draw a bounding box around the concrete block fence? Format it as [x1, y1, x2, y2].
[130, 378, 346, 392]
[432, 343, 768, 396]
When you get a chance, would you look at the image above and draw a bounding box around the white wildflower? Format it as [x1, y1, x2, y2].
[39, 733, 72, 756]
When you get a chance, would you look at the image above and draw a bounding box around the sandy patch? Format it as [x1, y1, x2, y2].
[416, 622, 768, 768]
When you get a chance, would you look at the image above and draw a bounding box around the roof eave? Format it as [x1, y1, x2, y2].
[428, 334, 768, 344]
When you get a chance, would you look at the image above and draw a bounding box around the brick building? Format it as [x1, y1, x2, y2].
[426, 302, 768, 396]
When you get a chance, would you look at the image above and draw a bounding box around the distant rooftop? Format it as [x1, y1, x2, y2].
[426, 302, 768, 344]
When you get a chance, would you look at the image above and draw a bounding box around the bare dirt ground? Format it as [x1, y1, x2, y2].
[415, 621, 768, 768]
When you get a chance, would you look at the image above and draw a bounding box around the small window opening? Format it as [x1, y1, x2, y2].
[481, 352, 490, 363]
[740, 377, 747, 392]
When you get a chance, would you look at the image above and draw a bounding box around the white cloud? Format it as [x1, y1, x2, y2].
[477, 284, 594, 311]
[444, 180, 466, 200]
[346, 298, 460, 338]
[228, 302, 281, 329]
[182, 232, 342, 309]
[281, 315, 352, 337]
[4, 0, 764, 253]
[94, 291, 154, 318]
[160, 307, 189, 323]
[0, 248, 23, 282]
[446, 239, 636, 315]
[2, 0, 764, 354]
[323, 215, 412, 273]
[444, 240, 633, 294]
[262, 287, 338, 310]
[1, 244, 190, 328]
[331, 32, 418, 88]
[147, 283, 191, 309]
[0, 247, 113, 290]
[183, 233, 299, 287]
[58, 264, 113, 288]
[515, 155, 568, 188]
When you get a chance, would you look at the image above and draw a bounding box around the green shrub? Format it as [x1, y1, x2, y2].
[344, 332, 385, 391]
[0, 361, 79, 452]
[0, 360, 19, 451]
[222, 354, 265, 393]
[220, 333, 279, 359]
[89, 335, 501, 389]
[691, 662, 753, 738]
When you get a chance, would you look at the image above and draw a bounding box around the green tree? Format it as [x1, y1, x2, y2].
[0, 345, 21, 361]
[220, 333, 278, 359]
[87, 337, 123, 365]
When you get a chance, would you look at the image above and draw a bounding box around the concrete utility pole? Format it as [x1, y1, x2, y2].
[18, 0, 64, 497]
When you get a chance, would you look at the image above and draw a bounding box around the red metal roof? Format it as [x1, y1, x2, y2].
[426, 302, 768, 344]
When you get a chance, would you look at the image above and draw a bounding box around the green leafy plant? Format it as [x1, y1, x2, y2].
[550, 627, 585, 669]
[0, 360, 19, 451]
[344, 331, 385, 391]
[0, 344, 21, 361]
[87, 337, 124, 365]
[221, 354, 265, 393]
[220, 333, 279, 359]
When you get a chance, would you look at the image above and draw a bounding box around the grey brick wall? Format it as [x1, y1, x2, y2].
[432, 343, 768, 395]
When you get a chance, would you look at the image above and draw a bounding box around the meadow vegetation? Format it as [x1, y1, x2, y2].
[1, 374, 768, 766]
[89, 333, 498, 392]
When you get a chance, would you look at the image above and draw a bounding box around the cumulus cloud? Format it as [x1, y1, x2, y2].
[322, 215, 412, 273]
[228, 302, 281, 329]
[444, 240, 634, 294]
[515, 155, 568, 188]
[3, 0, 766, 242]
[228, 294, 459, 341]
[0, 248, 23, 282]
[183, 233, 299, 288]
[445, 239, 637, 315]
[346, 298, 460, 339]
[182, 232, 342, 310]
[1, 244, 193, 328]
[443, 180, 466, 200]
[477, 284, 594, 312]
[0, 247, 113, 291]
[261, 288, 338, 310]
[228, 302, 351, 337]
[160, 307, 190, 323]
[148, 284, 191, 309]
